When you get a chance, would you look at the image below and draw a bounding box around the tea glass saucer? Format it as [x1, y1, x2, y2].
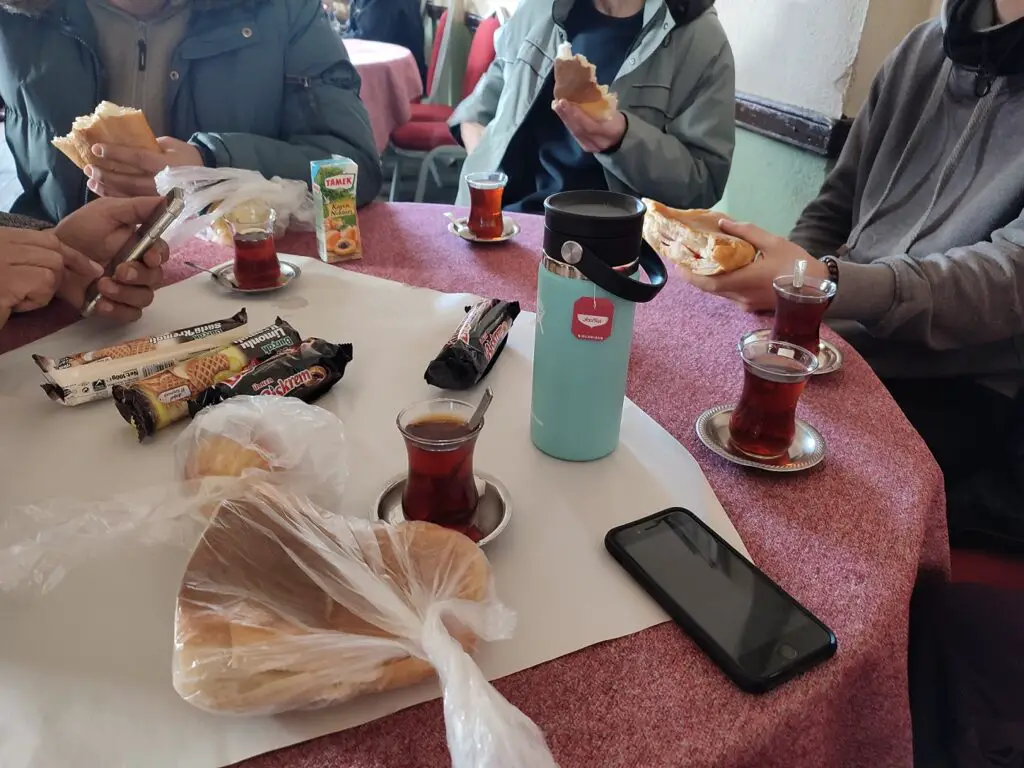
[207, 260, 301, 294]
[738, 329, 843, 376]
[447, 216, 521, 244]
[373, 471, 511, 546]
[695, 404, 826, 473]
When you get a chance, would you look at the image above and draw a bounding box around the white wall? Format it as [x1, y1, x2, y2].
[716, 0, 871, 118]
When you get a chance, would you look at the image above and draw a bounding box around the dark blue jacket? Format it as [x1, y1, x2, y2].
[345, 0, 426, 84]
[0, 0, 383, 222]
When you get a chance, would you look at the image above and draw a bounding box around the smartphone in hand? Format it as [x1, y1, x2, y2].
[81, 188, 185, 317]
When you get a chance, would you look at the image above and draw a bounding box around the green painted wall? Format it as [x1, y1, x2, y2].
[714, 128, 833, 236]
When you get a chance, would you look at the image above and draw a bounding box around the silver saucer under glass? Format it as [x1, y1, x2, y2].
[373, 471, 511, 546]
[695, 404, 826, 473]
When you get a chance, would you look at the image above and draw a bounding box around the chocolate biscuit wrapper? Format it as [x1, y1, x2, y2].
[112, 319, 301, 440]
[425, 299, 521, 390]
[34, 309, 250, 407]
[33, 309, 248, 372]
[187, 338, 353, 417]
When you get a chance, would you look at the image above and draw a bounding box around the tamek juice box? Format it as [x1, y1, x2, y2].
[311, 156, 362, 263]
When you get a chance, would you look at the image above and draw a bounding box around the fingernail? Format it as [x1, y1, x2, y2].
[87, 179, 97, 192]
[84, 165, 93, 177]
[98, 300, 113, 314]
[124, 266, 138, 281]
[93, 145, 104, 158]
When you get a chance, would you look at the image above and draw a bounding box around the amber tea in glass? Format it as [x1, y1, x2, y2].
[770, 274, 836, 356]
[227, 200, 281, 290]
[398, 398, 481, 529]
[465, 171, 508, 240]
[729, 337, 819, 459]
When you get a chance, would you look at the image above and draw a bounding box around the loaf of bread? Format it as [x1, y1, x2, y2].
[552, 42, 618, 120]
[173, 483, 492, 714]
[642, 199, 758, 276]
[51, 101, 159, 172]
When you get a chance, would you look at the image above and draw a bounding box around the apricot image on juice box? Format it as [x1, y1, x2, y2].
[311, 157, 362, 263]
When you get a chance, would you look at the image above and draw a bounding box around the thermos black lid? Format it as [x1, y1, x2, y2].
[543, 191, 646, 269]
[541, 190, 668, 305]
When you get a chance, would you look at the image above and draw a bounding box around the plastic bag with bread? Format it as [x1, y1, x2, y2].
[52, 101, 160, 174]
[642, 198, 758, 276]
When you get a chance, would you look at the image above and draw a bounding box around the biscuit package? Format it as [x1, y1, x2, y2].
[311, 156, 362, 263]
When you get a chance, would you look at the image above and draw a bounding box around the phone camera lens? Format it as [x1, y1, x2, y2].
[778, 644, 798, 660]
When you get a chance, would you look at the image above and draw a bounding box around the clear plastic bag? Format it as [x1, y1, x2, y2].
[155, 166, 315, 248]
[0, 397, 556, 766]
[174, 481, 556, 767]
[175, 396, 348, 511]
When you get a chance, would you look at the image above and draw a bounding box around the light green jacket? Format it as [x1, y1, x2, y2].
[449, 0, 735, 208]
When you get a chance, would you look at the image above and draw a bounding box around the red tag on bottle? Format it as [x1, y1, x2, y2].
[571, 297, 614, 342]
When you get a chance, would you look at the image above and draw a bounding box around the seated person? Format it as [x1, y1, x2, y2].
[0, 197, 168, 329]
[344, 0, 427, 85]
[681, 0, 1024, 552]
[0, 0, 382, 223]
[449, 0, 735, 213]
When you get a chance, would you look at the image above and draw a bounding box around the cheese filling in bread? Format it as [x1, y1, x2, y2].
[642, 198, 758, 276]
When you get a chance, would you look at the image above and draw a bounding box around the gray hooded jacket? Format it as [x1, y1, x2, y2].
[449, 0, 735, 210]
[792, 0, 1024, 386]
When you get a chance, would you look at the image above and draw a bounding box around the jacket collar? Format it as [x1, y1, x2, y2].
[552, 0, 714, 27]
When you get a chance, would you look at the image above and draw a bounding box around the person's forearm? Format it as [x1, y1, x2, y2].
[461, 122, 485, 154]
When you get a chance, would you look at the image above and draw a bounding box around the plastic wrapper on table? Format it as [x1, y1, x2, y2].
[154, 166, 315, 248]
[174, 482, 556, 767]
[0, 399, 348, 594]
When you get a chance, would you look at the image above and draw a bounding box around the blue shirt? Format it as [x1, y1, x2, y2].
[502, 1, 643, 213]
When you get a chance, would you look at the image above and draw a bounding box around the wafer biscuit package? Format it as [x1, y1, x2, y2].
[311, 157, 361, 263]
[112, 319, 301, 440]
[34, 310, 249, 406]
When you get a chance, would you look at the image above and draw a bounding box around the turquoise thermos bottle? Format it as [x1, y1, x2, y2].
[530, 192, 668, 461]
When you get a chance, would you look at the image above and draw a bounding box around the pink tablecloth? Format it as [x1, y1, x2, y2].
[343, 39, 423, 152]
[0, 203, 949, 768]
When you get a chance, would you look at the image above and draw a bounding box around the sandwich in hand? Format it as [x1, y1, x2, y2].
[51, 101, 159, 173]
[552, 42, 618, 120]
[642, 198, 758, 276]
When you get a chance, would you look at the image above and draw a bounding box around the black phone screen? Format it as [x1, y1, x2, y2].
[612, 509, 834, 681]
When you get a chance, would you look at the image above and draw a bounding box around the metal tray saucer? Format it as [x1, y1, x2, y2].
[373, 471, 511, 546]
[695, 404, 826, 473]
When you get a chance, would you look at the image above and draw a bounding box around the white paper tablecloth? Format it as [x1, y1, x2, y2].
[0, 258, 747, 767]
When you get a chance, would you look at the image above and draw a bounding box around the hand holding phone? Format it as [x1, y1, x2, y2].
[73, 190, 185, 317]
[606, 508, 837, 693]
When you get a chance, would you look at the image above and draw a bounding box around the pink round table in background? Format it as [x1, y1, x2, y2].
[0, 203, 949, 768]
[343, 39, 423, 152]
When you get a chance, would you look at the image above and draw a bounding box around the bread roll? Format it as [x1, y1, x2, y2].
[173, 484, 491, 714]
[642, 198, 757, 276]
[182, 434, 272, 480]
[51, 101, 160, 173]
[553, 43, 618, 120]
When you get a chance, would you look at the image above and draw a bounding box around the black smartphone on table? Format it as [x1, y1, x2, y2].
[605, 507, 837, 693]
[81, 187, 186, 317]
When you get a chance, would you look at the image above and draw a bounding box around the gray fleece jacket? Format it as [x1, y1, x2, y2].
[791, 11, 1024, 384]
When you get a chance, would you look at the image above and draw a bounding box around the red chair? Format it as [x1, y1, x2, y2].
[389, 14, 502, 202]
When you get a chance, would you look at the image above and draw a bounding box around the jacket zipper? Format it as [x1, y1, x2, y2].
[58, 18, 103, 207]
[138, 39, 147, 71]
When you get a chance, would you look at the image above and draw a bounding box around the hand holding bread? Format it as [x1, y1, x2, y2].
[52, 102, 204, 198]
[550, 42, 627, 153]
[665, 213, 830, 313]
